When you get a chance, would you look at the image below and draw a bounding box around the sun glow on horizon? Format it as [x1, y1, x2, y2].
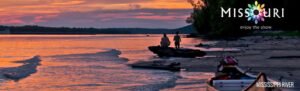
[0, 0, 193, 28]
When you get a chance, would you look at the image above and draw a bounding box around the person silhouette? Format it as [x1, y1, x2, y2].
[173, 31, 181, 49]
[160, 33, 170, 48]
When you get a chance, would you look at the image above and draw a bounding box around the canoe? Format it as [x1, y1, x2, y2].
[148, 46, 206, 57]
[243, 73, 281, 91]
[206, 65, 281, 91]
[131, 62, 181, 71]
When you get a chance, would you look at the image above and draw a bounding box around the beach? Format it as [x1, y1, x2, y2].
[1, 0, 298, 90]
[140, 36, 300, 90]
[0, 34, 299, 90]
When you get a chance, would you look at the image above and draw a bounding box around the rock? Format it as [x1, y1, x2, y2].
[130, 61, 181, 71]
[195, 43, 212, 47]
[148, 46, 206, 58]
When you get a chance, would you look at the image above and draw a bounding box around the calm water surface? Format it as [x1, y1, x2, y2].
[0, 34, 214, 91]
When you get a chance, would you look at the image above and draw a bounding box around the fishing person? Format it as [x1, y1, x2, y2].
[160, 33, 170, 48]
[173, 31, 181, 49]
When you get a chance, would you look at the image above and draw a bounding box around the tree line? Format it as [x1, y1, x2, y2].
[186, 0, 299, 38]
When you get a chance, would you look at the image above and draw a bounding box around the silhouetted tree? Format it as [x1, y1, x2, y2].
[187, 0, 299, 37]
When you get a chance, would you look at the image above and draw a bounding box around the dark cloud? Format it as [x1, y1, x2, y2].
[0, 0, 193, 28]
[43, 9, 192, 28]
[128, 4, 141, 10]
[1, 8, 192, 28]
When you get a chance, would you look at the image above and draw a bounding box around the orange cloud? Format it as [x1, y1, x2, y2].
[51, 0, 85, 5]
[0, 0, 192, 14]
[138, 0, 193, 9]
[131, 15, 189, 20]
[0, 0, 193, 28]
[0, 18, 24, 24]
[137, 12, 153, 15]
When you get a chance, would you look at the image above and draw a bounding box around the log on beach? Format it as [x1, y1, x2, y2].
[130, 61, 181, 71]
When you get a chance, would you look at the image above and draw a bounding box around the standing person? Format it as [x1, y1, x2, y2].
[173, 31, 181, 49]
[160, 33, 170, 48]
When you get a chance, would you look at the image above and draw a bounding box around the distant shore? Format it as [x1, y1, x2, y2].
[0, 25, 196, 34]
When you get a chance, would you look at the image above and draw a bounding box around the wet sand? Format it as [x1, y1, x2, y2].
[193, 36, 300, 90]
[132, 36, 300, 90]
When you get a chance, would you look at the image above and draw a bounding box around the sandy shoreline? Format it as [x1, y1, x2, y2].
[0, 35, 299, 90]
[132, 36, 300, 90]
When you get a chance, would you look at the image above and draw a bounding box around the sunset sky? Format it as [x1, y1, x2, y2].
[0, 0, 193, 29]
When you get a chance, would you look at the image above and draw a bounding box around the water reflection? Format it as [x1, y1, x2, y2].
[0, 34, 215, 90]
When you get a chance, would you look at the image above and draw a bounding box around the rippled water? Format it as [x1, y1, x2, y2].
[0, 34, 214, 91]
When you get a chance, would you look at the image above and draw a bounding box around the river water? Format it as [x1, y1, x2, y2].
[0, 34, 214, 91]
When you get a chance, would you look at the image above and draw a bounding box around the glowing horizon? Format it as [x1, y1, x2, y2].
[0, 0, 193, 28]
